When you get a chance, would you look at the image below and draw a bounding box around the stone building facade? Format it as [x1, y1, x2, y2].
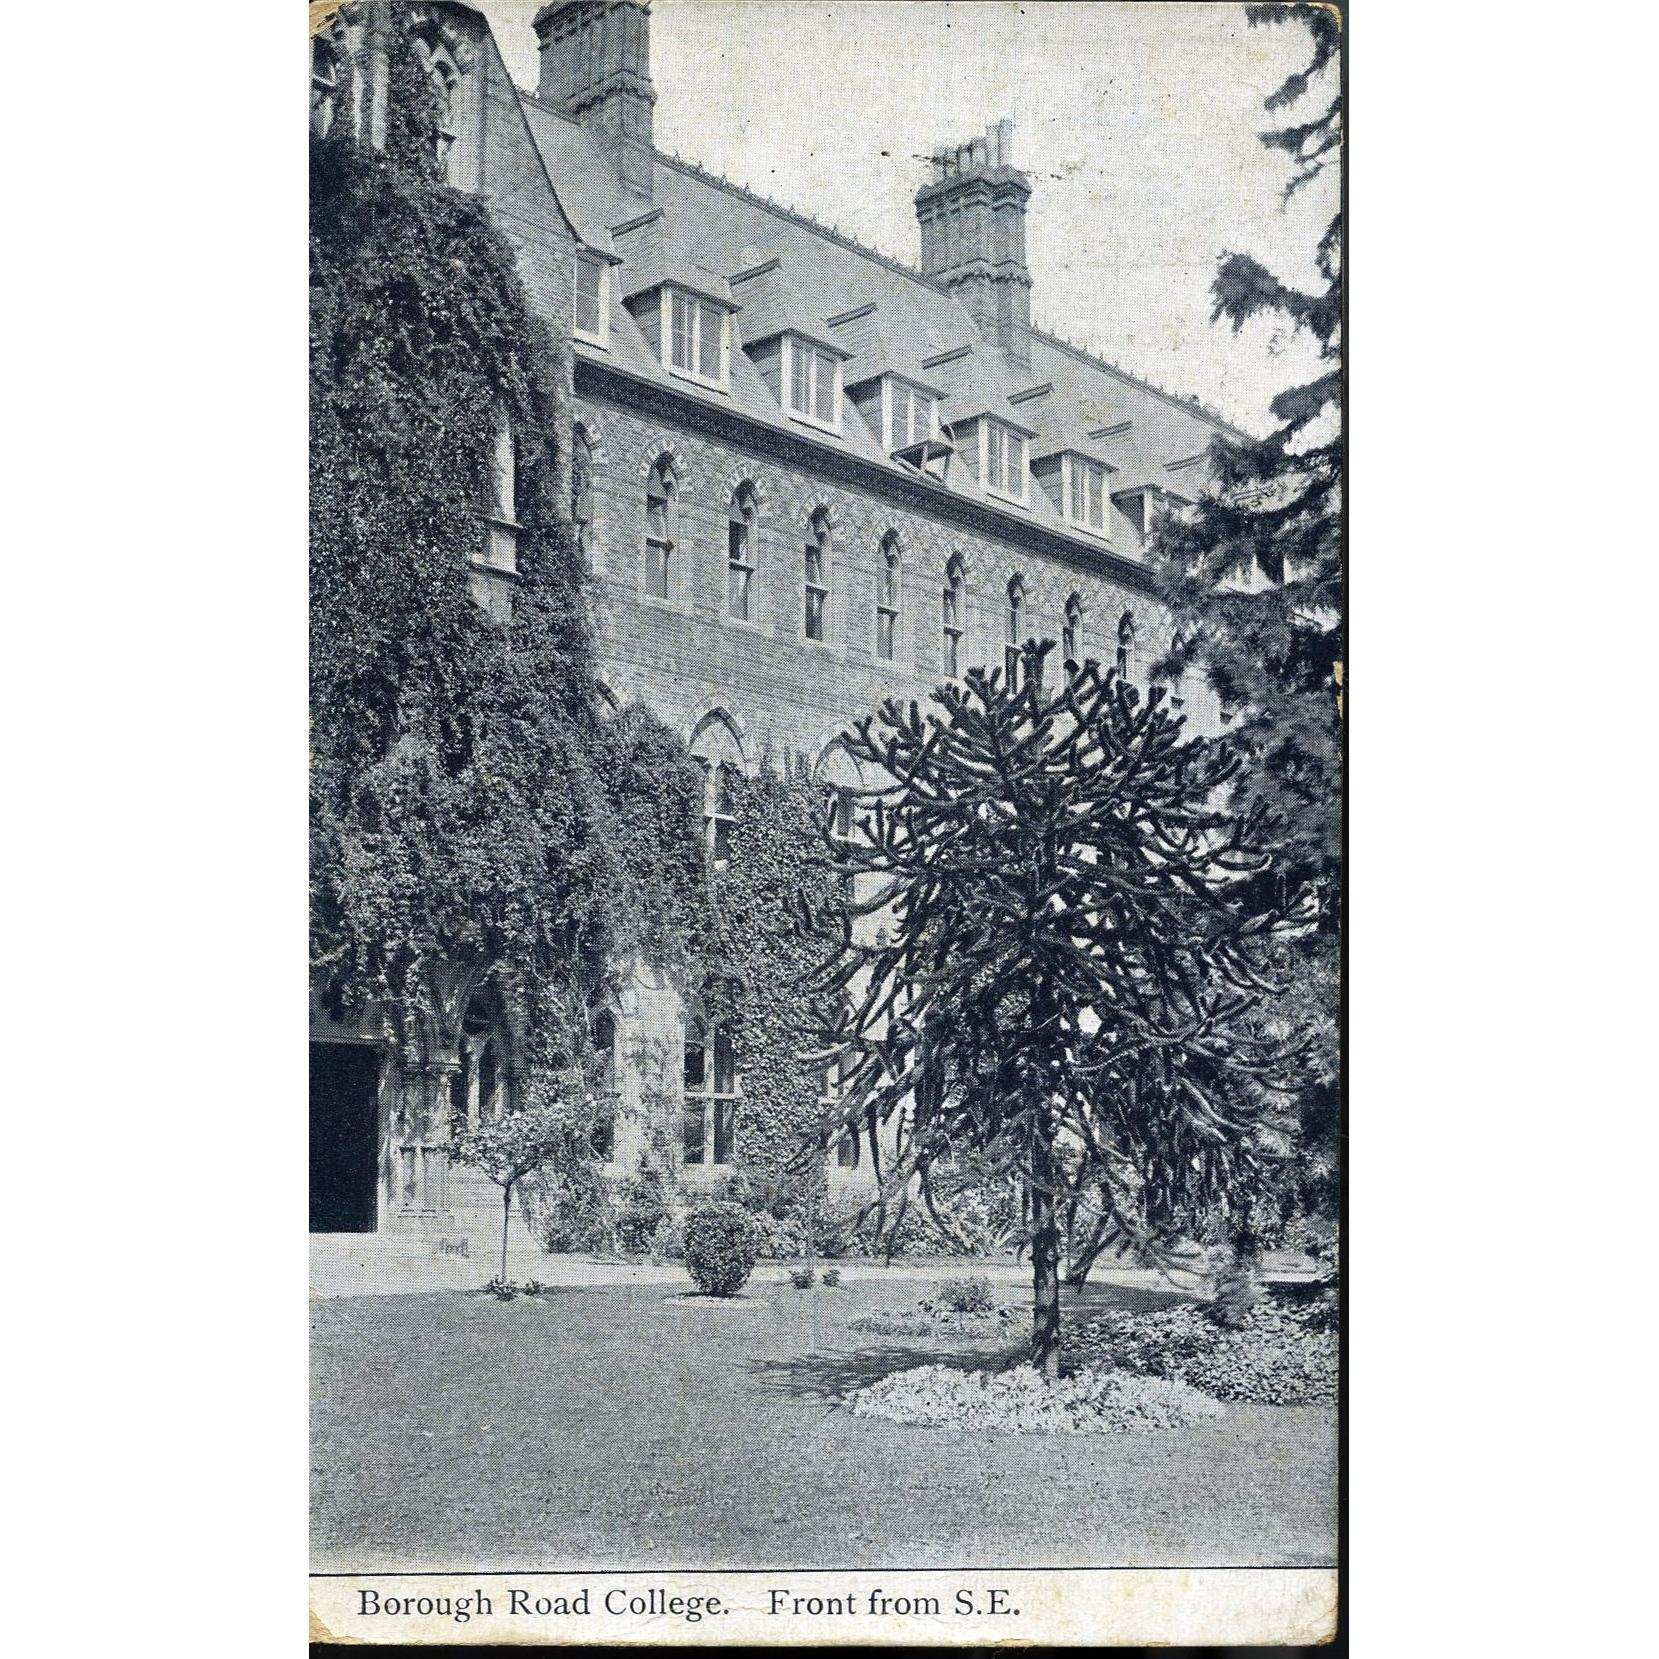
[309, 1, 1244, 1247]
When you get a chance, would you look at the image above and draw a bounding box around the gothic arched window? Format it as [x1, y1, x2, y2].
[804, 509, 831, 641]
[876, 533, 901, 661]
[942, 555, 966, 678]
[1063, 594, 1084, 678]
[644, 457, 677, 600]
[1005, 576, 1026, 691]
[571, 428, 594, 562]
[1117, 611, 1137, 682]
[684, 993, 739, 1166]
[728, 484, 758, 621]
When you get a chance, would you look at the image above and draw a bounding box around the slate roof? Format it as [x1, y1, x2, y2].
[517, 95, 1243, 553]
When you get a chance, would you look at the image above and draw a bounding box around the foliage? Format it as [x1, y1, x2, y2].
[848, 1302, 1020, 1339]
[935, 1275, 997, 1315]
[820, 1268, 842, 1288]
[682, 1201, 761, 1296]
[805, 651, 1306, 1374]
[614, 1152, 676, 1254]
[789, 1267, 815, 1290]
[310, 20, 707, 1089]
[1146, 1, 1343, 1251]
[849, 1364, 1224, 1435]
[1061, 1289, 1338, 1405]
[521, 1155, 616, 1254]
[647, 1214, 685, 1263]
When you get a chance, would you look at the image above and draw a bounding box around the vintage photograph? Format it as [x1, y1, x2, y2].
[309, 0, 1342, 1638]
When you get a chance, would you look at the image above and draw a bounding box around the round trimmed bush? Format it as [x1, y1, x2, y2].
[683, 1201, 760, 1296]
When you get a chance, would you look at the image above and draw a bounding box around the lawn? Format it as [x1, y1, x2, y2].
[310, 1274, 1337, 1572]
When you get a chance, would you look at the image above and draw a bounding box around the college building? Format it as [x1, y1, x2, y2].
[309, 1, 1242, 1247]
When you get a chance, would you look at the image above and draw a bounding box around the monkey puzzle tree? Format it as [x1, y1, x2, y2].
[804, 647, 1306, 1375]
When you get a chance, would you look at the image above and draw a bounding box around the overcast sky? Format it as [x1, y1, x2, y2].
[472, 1, 1339, 433]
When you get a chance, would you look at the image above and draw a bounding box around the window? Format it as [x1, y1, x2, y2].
[1117, 611, 1137, 682]
[1167, 632, 1188, 716]
[574, 252, 608, 343]
[684, 1009, 738, 1165]
[590, 1009, 616, 1161]
[571, 429, 593, 562]
[644, 458, 676, 599]
[666, 289, 727, 387]
[1065, 455, 1108, 530]
[1005, 577, 1026, 691]
[819, 748, 860, 905]
[983, 419, 1028, 503]
[887, 379, 937, 451]
[727, 485, 758, 621]
[942, 556, 966, 678]
[700, 761, 735, 867]
[452, 986, 510, 1130]
[311, 39, 340, 138]
[786, 337, 841, 430]
[425, 51, 459, 174]
[1063, 595, 1084, 677]
[804, 509, 831, 641]
[876, 534, 901, 660]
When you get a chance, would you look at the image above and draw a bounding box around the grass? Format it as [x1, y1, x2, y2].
[310, 1275, 1337, 1572]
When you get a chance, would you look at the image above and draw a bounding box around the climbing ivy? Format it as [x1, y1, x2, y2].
[309, 15, 706, 1076]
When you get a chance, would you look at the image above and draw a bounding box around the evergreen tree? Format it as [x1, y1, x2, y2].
[805, 650, 1306, 1375]
[1148, 3, 1343, 1240]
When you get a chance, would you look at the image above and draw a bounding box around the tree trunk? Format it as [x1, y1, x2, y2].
[1029, 1135, 1063, 1378]
[500, 1184, 513, 1286]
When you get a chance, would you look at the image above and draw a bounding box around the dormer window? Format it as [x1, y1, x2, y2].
[574, 251, 609, 345]
[784, 337, 841, 432]
[664, 288, 729, 389]
[886, 379, 937, 452]
[982, 419, 1028, 505]
[1064, 454, 1108, 532]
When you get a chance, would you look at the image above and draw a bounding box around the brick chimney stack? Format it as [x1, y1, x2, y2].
[915, 118, 1033, 361]
[534, 1, 657, 200]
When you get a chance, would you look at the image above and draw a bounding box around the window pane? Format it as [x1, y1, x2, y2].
[698, 303, 722, 378]
[712, 817, 731, 864]
[917, 395, 934, 438]
[728, 564, 749, 620]
[684, 1023, 707, 1090]
[806, 588, 825, 640]
[814, 353, 835, 423]
[712, 1100, 736, 1164]
[713, 1027, 736, 1095]
[671, 293, 694, 370]
[646, 543, 668, 598]
[683, 1102, 706, 1164]
[837, 1133, 859, 1169]
[943, 629, 959, 678]
[1008, 434, 1024, 489]
[791, 341, 811, 413]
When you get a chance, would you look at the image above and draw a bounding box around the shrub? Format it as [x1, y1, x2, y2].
[615, 1156, 673, 1254]
[850, 1363, 1223, 1435]
[821, 1267, 842, 1288]
[789, 1267, 814, 1290]
[683, 1201, 760, 1296]
[936, 1274, 996, 1314]
[647, 1215, 684, 1263]
[521, 1165, 616, 1254]
[1061, 1289, 1337, 1405]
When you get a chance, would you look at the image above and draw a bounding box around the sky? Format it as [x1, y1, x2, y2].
[471, 1, 1339, 433]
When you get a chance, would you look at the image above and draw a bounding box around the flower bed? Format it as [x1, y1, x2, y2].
[850, 1364, 1224, 1435]
[848, 1304, 1022, 1339]
[1061, 1289, 1338, 1406]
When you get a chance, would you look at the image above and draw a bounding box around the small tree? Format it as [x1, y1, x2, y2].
[449, 1099, 593, 1285]
[805, 648, 1305, 1375]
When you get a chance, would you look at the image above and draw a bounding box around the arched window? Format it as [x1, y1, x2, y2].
[804, 509, 831, 641]
[684, 996, 739, 1166]
[1167, 632, 1188, 717]
[1061, 594, 1084, 678]
[571, 429, 594, 563]
[425, 48, 459, 174]
[941, 555, 966, 678]
[310, 38, 341, 138]
[727, 484, 758, 621]
[590, 1008, 617, 1161]
[819, 997, 859, 1168]
[451, 984, 510, 1130]
[876, 533, 901, 661]
[690, 714, 744, 868]
[816, 743, 862, 905]
[1005, 576, 1026, 691]
[644, 457, 676, 600]
[1117, 611, 1137, 682]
